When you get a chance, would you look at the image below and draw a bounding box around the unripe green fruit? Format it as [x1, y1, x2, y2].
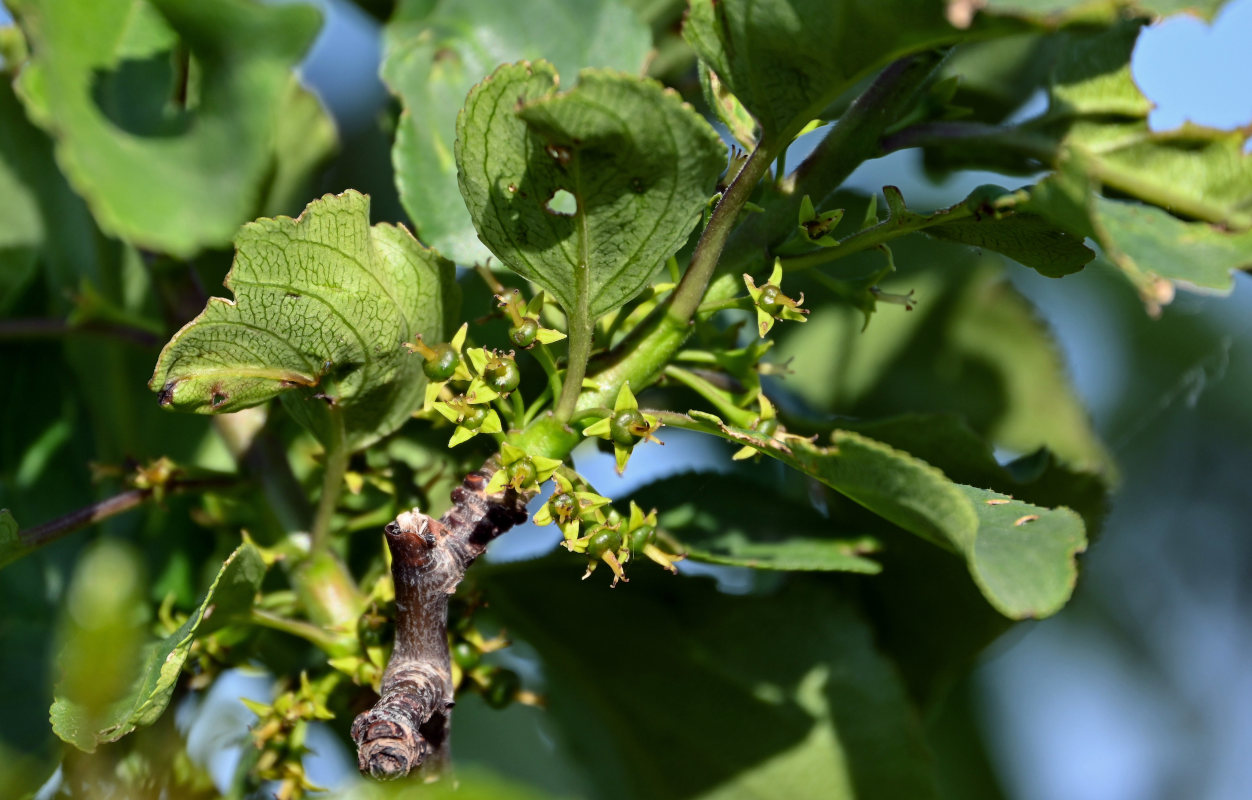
[484, 356, 521, 393]
[629, 524, 656, 552]
[452, 641, 480, 671]
[587, 527, 622, 558]
[549, 492, 576, 520]
[484, 668, 521, 709]
[757, 417, 779, 438]
[757, 284, 785, 315]
[508, 457, 537, 487]
[422, 343, 460, 381]
[460, 405, 488, 430]
[509, 318, 539, 348]
[609, 409, 647, 447]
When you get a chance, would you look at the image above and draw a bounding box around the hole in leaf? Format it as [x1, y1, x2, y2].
[545, 190, 577, 217]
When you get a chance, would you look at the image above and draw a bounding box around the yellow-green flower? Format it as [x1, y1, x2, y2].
[744, 260, 809, 337]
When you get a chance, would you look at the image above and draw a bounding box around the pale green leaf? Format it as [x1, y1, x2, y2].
[151, 190, 458, 450]
[9, 0, 321, 256]
[383, 0, 651, 264]
[456, 62, 725, 319]
[485, 564, 939, 799]
[51, 542, 266, 751]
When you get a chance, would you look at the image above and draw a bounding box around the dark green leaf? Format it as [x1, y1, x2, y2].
[150, 190, 458, 450]
[51, 542, 266, 751]
[683, 0, 962, 141]
[10, 0, 321, 256]
[456, 62, 725, 319]
[628, 472, 882, 573]
[383, 0, 651, 264]
[484, 563, 939, 799]
[926, 212, 1093, 277]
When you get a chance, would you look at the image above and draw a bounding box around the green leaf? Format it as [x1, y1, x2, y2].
[982, 0, 1232, 24]
[484, 564, 939, 799]
[664, 416, 1087, 618]
[9, 0, 321, 257]
[260, 81, 338, 219]
[383, 0, 651, 265]
[0, 510, 28, 570]
[456, 61, 726, 320]
[1012, 21, 1252, 303]
[780, 249, 1111, 474]
[958, 486, 1086, 618]
[150, 190, 458, 450]
[627, 472, 882, 573]
[925, 211, 1093, 278]
[683, 0, 962, 142]
[51, 542, 266, 751]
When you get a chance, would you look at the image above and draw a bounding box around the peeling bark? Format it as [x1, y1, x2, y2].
[350, 466, 531, 780]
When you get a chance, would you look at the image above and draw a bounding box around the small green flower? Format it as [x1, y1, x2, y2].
[433, 394, 503, 447]
[484, 442, 562, 494]
[797, 194, 844, 247]
[744, 260, 809, 338]
[582, 382, 661, 474]
[406, 323, 472, 408]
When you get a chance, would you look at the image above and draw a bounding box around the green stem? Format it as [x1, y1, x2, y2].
[510, 390, 526, 427]
[250, 608, 352, 656]
[669, 143, 777, 323]
[554, 317, 592, 422]
[310, 406, 349, 556]
[696, 296, 753, 316]
[663, 365, 756, 427]
[780, 201, 975, 273]
[532, 342, 564, 401]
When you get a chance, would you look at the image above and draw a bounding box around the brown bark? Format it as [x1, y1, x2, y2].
[350, 466, 531, 780]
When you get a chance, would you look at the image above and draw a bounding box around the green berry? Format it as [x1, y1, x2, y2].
[628, 524, 656, 552]
[422, 343, 460, 381]
[509, 318, 539, 348]
[587, 527, 622, 558]
[484, 668, 521, 709]
[460, 405, 488, 430]
[508, 457, 537, 487]
[484, 356, 521, 394]
[757, 284, 785, 315]
[549, 492, 576, 521]
[609, 408, 647, 448]
[757, 417, 779, 438]
[452, 641, 480, 671]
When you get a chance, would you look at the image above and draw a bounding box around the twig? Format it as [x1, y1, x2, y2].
[15, 477, 236, 552]
[351, 463, 532, 780]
